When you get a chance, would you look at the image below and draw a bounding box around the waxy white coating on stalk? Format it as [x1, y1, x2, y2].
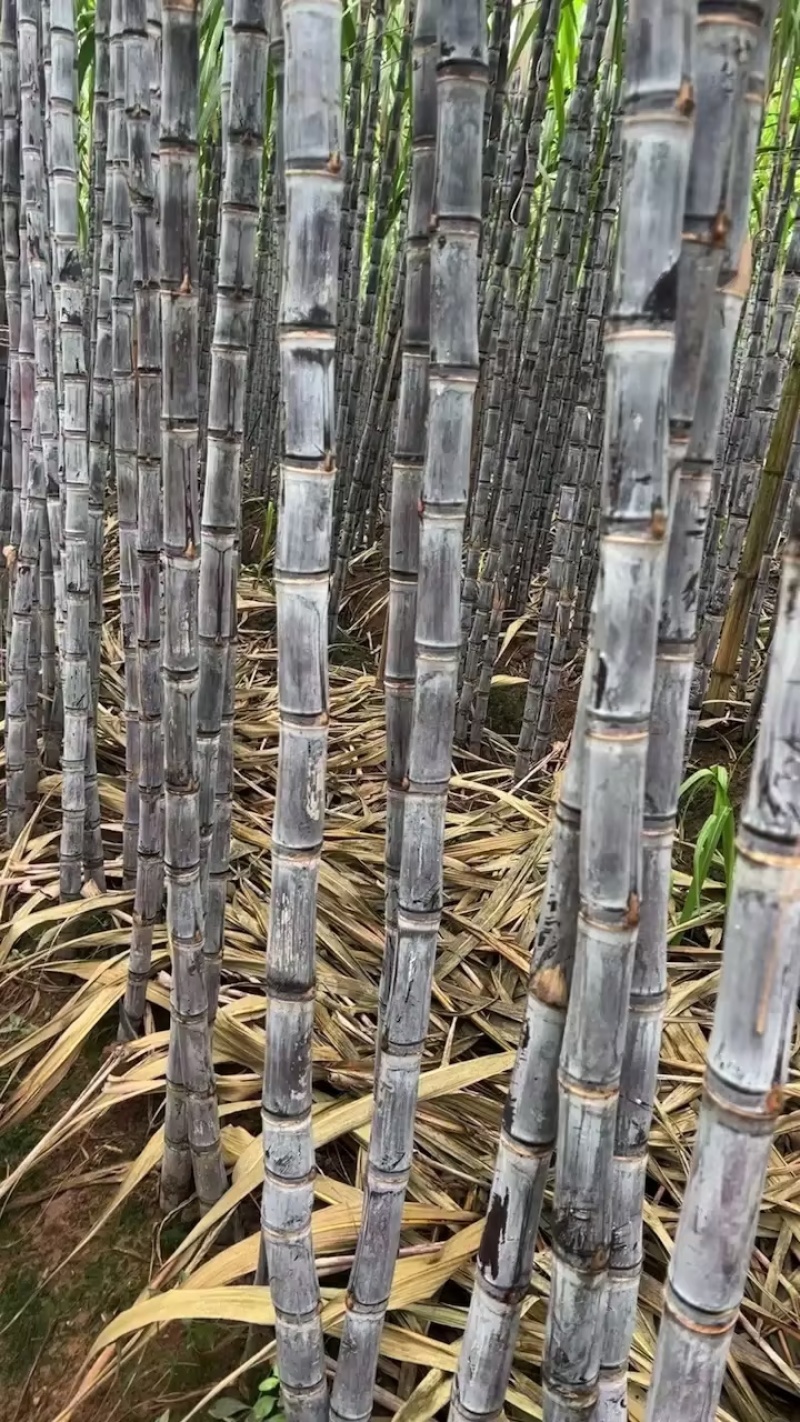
[599, 9, 771, 1417]
[198, 0, 268, 1024]
[119, 0, 163, 1042]
[448, 661, 590, 1422]
[540, 3, 695, 1417]
[50, 0, 92, 902]
[87, 0, 112, 895]
[646, 489, 800, 1422]
[332, 6, 487, 1420]
[89, 0, 110, 382]
[158, 0, 228, 1218]
[32, 0, 62, 737]
[381, 0, 437, 1080]
[1, 0, 22, 768]
[7, 0, 50, 839]
[259, 2, 342, 1417]
[109, 0, 140, 890]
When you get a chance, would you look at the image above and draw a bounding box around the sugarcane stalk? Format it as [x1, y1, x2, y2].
[159, 0, 227, 1217]
[380, 0, 437, 1061]
[540, 4, 695, 1416]
[646, 496, 800, 1422]
[49, 0, 91, 902]
[259, 1, 342, 1415]
[331, 7, 487, 1419]
[198, 0, 268, 1022]
[597, 7, 773, 1414]
[119, 0, 162, 1041]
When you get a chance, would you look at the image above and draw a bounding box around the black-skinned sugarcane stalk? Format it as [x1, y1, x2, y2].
[381, 0, 437, 1056]
[16, 0, 53, 822]
[646, 492, 800, 1422]
[29, 1, 61, 713]
[110, 0, 139, 890]
[331, 8, 487, 1421]
[50, 0, 91, 902]
[88, 1, 113, 895]
[540, 3, 695, 1417]
[5, 0, 39, 843]
[89, 0, 110, 382]
[449, 121, 619, 1422]
[597, 10, 770, 1417]
[1, 0, 20, 618]
[158, 0, 227, 1217]
[119, 0, 162, 1041]
[198, 0, 268, 1021]
[259, 1, 342, 1416]
[448, 651, 596, 1422]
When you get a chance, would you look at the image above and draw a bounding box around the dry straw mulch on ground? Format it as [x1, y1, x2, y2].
[0, 553, 798, 1422]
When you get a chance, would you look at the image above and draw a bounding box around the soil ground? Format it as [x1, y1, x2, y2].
[0, 989, 250, 1422]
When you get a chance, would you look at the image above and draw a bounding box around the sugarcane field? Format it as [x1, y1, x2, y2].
[2, 0, 800, 1420]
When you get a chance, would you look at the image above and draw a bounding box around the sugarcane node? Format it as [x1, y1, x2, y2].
[625, 890, 640, 928]
[532, 964, 567, 1008]
[651, 505, 668, 540]
[711, 206, 731, 247]
[766, 1084, 785, 1114]
[674, 79, 695, 117]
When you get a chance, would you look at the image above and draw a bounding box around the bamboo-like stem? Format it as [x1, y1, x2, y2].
[198, 0, 268, 1022]
[331, 8, 487, 1420]
[448, 655, 594, 1422]
[51, 0, 91, 902]
[89, 0, 110, 387]
[158, 0, 227, 1217]
[1, 0, 20, 607]
[119, 0, 162, 1041]
[540, 4, 695, 1417]
[597, 10, 772, 1415]
[646, 499, 800, 1421]
[88, 1, 112, 892]
[110, 0, 139, 890]
[9, 0, 36, 833]
[37, 0, 62, 722]
[259, 2, 342, 1414]
[380, 0, 437, 1059]
[8, 0, 51, 837]
[0, 263, 10, 638]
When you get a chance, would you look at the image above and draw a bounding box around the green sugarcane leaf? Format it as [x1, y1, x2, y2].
[720, 804, 736, 899]
[509, 5, 543, 75]
[252, 1397, 277, 1420]
[207, 1400, 249, 1420]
